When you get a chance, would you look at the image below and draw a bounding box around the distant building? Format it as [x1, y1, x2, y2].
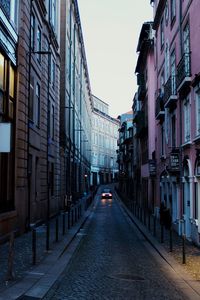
[117, 111, 133, 196]
[91, 95, 119, 185]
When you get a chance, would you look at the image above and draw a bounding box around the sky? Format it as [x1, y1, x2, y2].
[78, 0, 153, 118]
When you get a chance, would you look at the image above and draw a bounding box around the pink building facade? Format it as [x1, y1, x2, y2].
[152, 0, 200, 243]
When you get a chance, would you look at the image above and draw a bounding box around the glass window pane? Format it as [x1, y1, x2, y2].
[9, 66, 15, 98]
[0, 53, 5, 90]
[0, 90, 4, 114]
[9, 99, 14, 119]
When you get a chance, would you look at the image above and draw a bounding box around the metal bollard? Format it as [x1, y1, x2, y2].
[46, 221, 50, 251]
[148, 212, 150, 231]
[75, 207, 77, 222]
[68, 210, 70, 229]
[182, 234, 186, 264]
[55, 217, 59, 242]
[6, 231, 15, 280]
[153, 215, 156, 237]
[170, 227, 173, 252]
[62, 213, 65, 235]
[161, 224, 164, 243]
[32, 228, 36, 265]
[144, 209, 146, 226]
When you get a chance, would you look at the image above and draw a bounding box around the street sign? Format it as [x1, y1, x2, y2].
[0, 123, 11, 152]
[149, 159, 156, 176]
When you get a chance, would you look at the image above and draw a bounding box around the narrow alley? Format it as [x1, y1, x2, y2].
[43, 188, 189, 300]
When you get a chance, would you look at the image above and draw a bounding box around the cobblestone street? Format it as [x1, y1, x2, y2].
[43, 192, 189, 300]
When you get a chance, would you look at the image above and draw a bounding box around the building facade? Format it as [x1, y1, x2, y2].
[117, 111, 133, 196]
[131, 0, 200, 244]
[134, 22, 155, 213]
[0, 0, 93, 238]
[0, 0, 19, 235]
[91, 95, 119, 186]
[60, 0, 93, 202]
[152, 0, 200, 243]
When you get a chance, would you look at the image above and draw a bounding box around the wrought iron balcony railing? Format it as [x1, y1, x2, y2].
[155, 92, 164, 120]
[163, 75, 177, 107]
[177, 53, 191, 90]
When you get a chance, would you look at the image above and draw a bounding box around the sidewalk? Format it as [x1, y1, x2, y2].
[0, 191, 97, 300]
[115, 189, 200, 298]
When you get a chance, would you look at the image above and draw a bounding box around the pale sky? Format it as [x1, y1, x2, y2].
[78, 0, 153, 118]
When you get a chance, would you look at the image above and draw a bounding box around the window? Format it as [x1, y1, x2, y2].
[195, 90, 200, 136]
[160, 17, 164, 49]
[170, 0, 176, 23]
[49, 163, 54, 196]
[37, 27, 41, 62]
[35, 83, 40, 127]
[170, 50, 176, 94]
[183, 96, 191, 142]
[183, 23, 190, 75]
[171, 115, 176, 147]
[160, 72, 164, 95]
[50, 104, 55, 139]
[31, 14, 35, 50]
[0, 53, 15, 211]
[165, 42, 170, 81]
[194, 182, 198, 220]
[161, 125, 165, 156]
[29, 76, 34, 120]
[0, 53, 6, 116]
[51, 59, 56, 88]
[50, 0, 56, 31]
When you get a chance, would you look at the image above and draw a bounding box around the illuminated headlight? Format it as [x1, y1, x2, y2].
[102, 193, 106, 197]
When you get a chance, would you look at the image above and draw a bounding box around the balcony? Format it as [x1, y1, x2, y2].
[163, 76, 178, 108]
[137, 74, 146, 101]
[155, 92, 165, 120]
[177, 53, 191, 93]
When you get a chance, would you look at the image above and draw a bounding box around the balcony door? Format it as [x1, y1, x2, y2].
[183, 23, 190, 75]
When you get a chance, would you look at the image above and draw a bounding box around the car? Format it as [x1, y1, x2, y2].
[101, 189, 112, 199]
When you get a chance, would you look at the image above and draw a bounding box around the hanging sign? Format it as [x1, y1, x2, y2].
[0, 123, 11, 152]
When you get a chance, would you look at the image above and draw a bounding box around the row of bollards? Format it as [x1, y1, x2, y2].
[5, 188, 97, 281]
[32, 202, 83, 266]
[129, 198, 187, 265]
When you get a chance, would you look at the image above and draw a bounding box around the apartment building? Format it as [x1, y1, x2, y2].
[152, 0, 200, 243]
[60, 0, 93, 201]
[91, 95, 119, 186]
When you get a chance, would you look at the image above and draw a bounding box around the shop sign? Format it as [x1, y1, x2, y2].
[149, 159, 156, 176]
[170, 152, 180, 171]
[0, 123, 11, 152]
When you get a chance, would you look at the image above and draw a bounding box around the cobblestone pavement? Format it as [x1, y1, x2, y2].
[0, 196, 88, 293]
[124, 196, 200, 282]
[44, 195, 188, 300]
[0, 215, 63, 292]
[151, 218, 200, 280]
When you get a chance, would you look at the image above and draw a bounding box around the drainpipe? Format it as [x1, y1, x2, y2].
[27, 0, 34, 230]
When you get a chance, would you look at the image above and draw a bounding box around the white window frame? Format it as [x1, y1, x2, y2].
[183, 95, 191, 143]
[195, 89, 200, 136]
